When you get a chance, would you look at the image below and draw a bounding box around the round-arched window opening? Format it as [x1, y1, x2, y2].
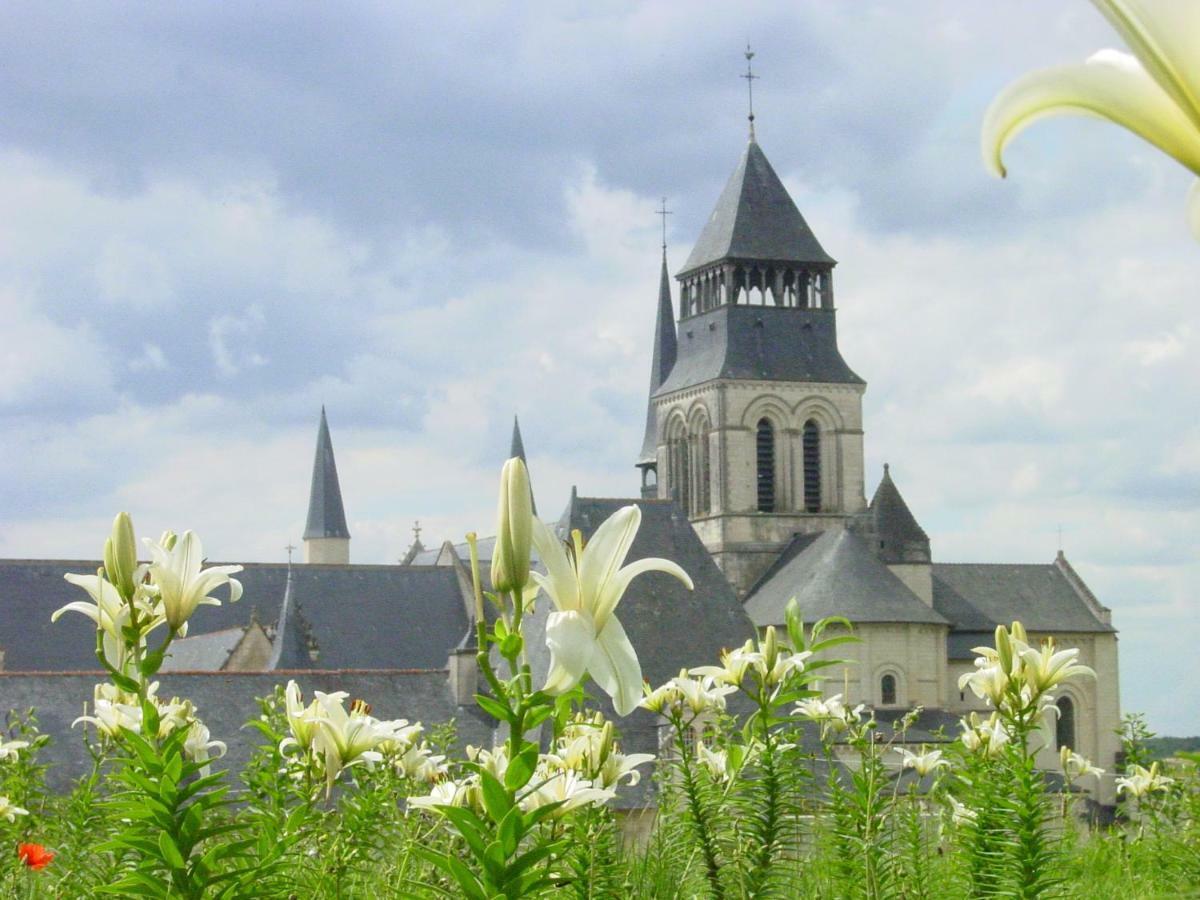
[881, 673, 897, 706]
[1056, 696, 1076, 751]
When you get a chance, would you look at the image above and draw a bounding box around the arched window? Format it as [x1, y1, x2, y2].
[803, 419, 821, 513]
[698, 425, 711, 515]
[881, 673, 897, 706]
[668, 426, 690, 513]
[1056, 697, 1076, 750]
[756, 418, 775, 512]
[677, 432, 691, 515]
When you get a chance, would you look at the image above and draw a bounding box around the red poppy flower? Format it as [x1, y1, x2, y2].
[17, 842, 54, 870]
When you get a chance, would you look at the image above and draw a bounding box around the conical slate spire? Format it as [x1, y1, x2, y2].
[267, 565, 311, 670]
[680, 140, 834, 275]
[510, 415, 536, 515]
[303, 407, 350, 540]
[638, 252, 678, 465]
[868, 464, 930, 564]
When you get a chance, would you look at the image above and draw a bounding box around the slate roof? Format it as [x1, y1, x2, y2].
[654, 303, 864, 395]
[932, 560, 1115, 636]
[745, 530, 949, 627]
[0, 670, 494, 792]
[160, 627, 245, 672]
[680, 140, 835, 275]
[638, 253, 678, 465]
[864, 465, 931, 564]
[303, 407, 351, 540]
[0, 560, 470, 672]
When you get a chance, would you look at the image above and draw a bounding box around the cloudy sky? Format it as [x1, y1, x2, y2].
[1, 1, 1196, 733]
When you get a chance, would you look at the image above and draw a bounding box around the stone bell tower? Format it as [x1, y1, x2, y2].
[640, 135, 867, 596]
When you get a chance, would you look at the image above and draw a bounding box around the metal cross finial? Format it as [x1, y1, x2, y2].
[285, 543, 296, 564]
[412, 520, 422, 543]
[742, 44, 759, 141]
[655, 197, 672, 253]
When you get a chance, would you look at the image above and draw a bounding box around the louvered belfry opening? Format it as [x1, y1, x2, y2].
[803, 419, 821, 513]
[756, 418, 775, 513]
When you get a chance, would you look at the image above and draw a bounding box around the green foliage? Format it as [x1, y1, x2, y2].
[96, 724, 247, 899]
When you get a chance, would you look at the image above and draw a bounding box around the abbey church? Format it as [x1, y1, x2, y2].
[0, 129, 1122, 805]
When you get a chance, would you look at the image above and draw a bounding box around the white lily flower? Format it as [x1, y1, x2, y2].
[1116, 762, 1175, 798]
[311, 692, 405, 792]
[670, 672, 738, 715]
[0, 739, 30, 762]
[531, 505, 693, 716]
[145, 530, 243, 631]
[519, 769, 616, 817]
[408, 779, 472, 811]
[1060, 747, 1104, 781]
[960, 712, 1010, 759]
[796, 693, 865, 738]
[696, 741, 731, 782]
[0, 796, 28, 823]
[394, 742, 447, 783]
[690, 640, 758, 686]
[184, 719, 226, 775]
[895, 745, 949, 778]
[1019, 639, 1096, 694]
[983, 1, 1200, 238]
[640, 680, 683, 715]
[281, 680, 322, 753]
[948, 796, 977, 827]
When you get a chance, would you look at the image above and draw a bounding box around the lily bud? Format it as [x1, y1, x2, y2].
[995, 624, 1013, 674]
[104, 512, 138, 601]
[761, 626, 779, 670]
[491, 457, 533, 594]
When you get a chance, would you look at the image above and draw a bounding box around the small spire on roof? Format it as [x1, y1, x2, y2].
[742, 44, 759, 142]
[509, 416, 537, 515]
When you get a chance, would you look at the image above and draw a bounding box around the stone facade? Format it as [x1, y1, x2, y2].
[654, 376, 866, 595]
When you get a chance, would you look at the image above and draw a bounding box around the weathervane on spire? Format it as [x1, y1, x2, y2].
[655, 197, 672, 254]
[742, 43, 759, 141]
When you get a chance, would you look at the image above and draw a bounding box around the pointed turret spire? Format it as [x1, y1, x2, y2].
[267, 565, 312, 669]
[868, 464, 930, 564]
[302, 407, 351, 564]
[637, 251, 678, 473]
[509, 415, 536, 515]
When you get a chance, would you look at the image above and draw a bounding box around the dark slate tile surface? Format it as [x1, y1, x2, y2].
[745, 530, 949, 627]
[0, 561, 470, 673]
[680, 140, 835, 274]
[932, 563, 1114, 634]
[655, 304, 864, 396]
[0, 670, 494, 792]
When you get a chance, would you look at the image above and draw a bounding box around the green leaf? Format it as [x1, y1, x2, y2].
[141, 697, 161, 737]
[504, 743, 539, 792]
[479, 769, 513, 823]
[140, 646, 167, 677]
[158, 831, 186, 869]
[497, 806, 523, 858]
[414, 846, 488, 900]
[438, 805, 490, 862]
[475, 693, 512, 724]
